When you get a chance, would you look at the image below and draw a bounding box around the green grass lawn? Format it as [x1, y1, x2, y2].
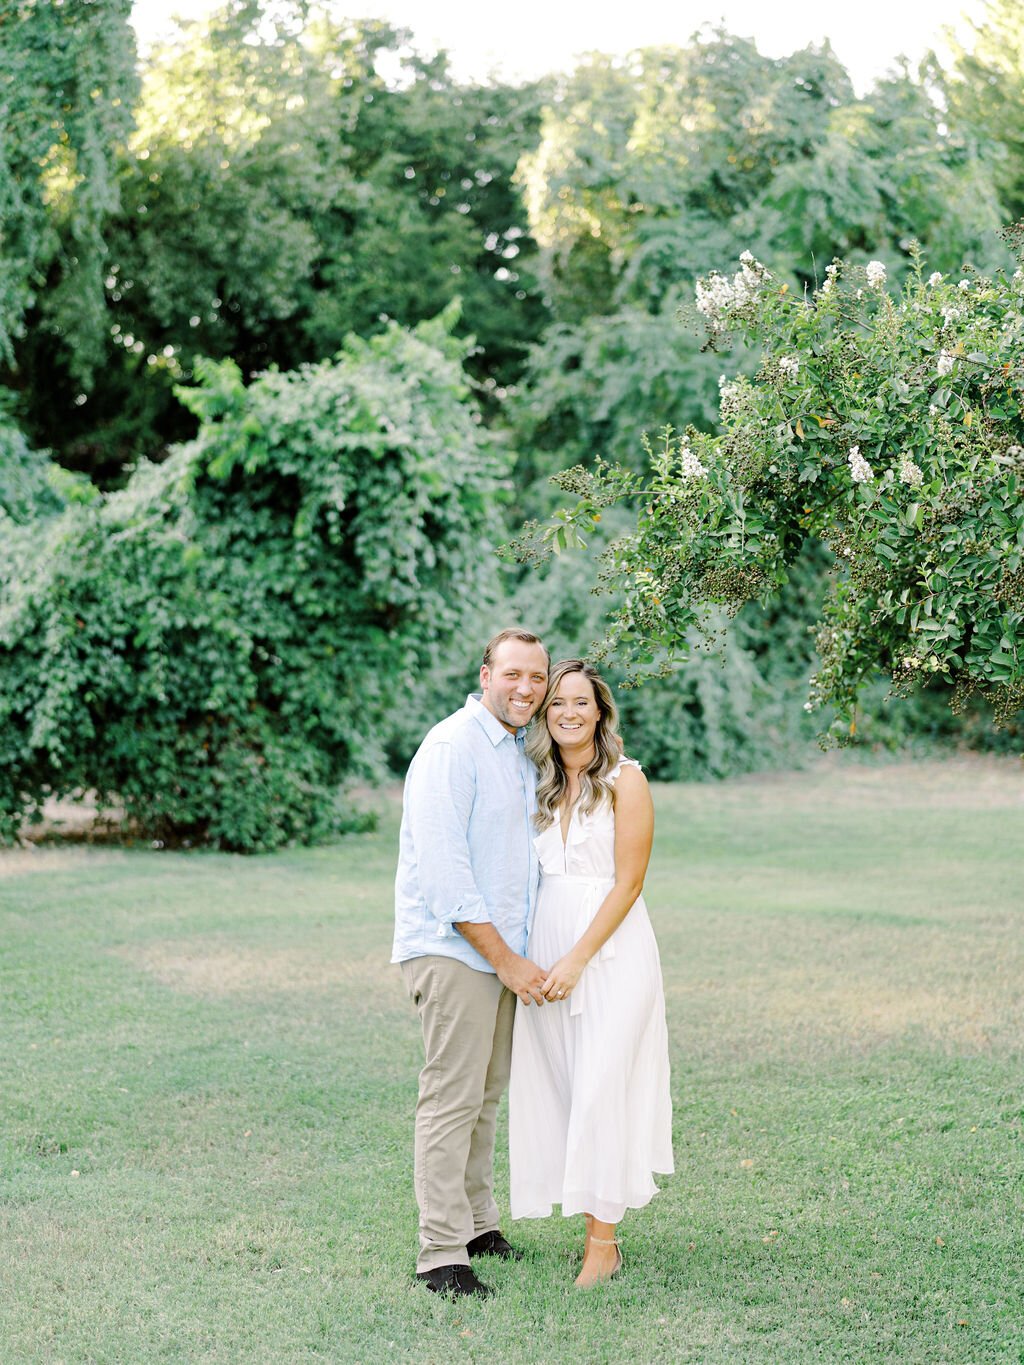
[1, 756, 1022, 1363]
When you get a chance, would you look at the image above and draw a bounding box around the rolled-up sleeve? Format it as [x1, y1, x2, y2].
[404, 741, 489, 936]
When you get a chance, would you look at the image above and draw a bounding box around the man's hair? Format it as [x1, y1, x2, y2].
[482, 628, 549, 669]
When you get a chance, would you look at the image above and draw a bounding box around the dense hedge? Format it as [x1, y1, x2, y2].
[0, 308, 503, 849]
[0, 410, 64, 525]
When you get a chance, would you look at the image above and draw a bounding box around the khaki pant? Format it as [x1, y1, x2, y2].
[401, 955, 516, 1273]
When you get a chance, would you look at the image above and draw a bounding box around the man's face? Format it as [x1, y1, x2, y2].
[480, 640, 549, 733]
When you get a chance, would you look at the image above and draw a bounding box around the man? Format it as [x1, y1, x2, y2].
[393, 628, 551, 1299]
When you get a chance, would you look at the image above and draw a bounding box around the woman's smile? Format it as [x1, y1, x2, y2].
[546, 672, 600, 749]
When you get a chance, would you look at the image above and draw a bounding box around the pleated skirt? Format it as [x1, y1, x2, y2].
[508, 873, 674, 1223]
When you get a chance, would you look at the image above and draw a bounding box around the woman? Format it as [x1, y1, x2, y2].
[508, 659, 673, 1287]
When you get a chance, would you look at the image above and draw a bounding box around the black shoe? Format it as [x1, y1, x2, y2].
[466, 1229, 524, 1261]
[416, 1264, 492, 1298]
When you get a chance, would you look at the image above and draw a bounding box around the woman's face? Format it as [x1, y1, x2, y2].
[545, 671, 600, 753]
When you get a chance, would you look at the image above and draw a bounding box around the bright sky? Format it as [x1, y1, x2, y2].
[131, 0, 986, 93]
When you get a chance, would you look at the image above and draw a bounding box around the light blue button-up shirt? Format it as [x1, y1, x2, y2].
[392, 694, 539, 973]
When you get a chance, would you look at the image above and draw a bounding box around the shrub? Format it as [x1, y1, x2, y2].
[530, 239, 1024, 741]
[0, 404, 64, 524]
[0, 307, 503, 849]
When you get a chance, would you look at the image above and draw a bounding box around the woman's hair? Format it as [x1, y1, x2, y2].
[526, 659, 624, 829]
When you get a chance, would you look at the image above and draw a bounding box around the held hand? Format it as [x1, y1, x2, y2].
[541, 953, 587, 1003]
[496, 953, 549, 1007]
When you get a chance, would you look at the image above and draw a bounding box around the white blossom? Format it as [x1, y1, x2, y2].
[695, 252, 771, 328]
[679, 441, 707, 480]
[958, 279, 971, 292]
[718, 374, 745, 419]
[940, 306, 963, 329]
[820, 263, 840, 295]
[696, 273, 738, 320]
[929, 404, 939, 416]
[778, 356, 800, 379]
[866, 260, 887, 288]
[936, 349, 955, 376]
[899, 455, 924, 487]
[927, 272, 943, 287]
[848, 445, 874, 484]
[738, 259, 769, 293]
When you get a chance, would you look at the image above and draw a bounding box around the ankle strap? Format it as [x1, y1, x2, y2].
[589, 1236, 619, 1246]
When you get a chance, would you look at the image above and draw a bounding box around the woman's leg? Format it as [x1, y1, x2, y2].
[575, 1215, 621, 1287]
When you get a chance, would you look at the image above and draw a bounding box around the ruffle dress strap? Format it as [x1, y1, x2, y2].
[608, 755, 642, 783]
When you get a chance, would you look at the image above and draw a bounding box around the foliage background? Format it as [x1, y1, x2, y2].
[1, 0, 1022, 843]
[0, 309, 501, 849]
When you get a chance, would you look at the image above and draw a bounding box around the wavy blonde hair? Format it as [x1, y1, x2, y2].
[526, 660, 624, 830]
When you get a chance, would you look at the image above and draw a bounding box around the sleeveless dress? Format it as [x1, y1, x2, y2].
[508, 758, 674, 1224]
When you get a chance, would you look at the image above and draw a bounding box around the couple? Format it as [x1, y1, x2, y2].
[392, 628, 673, 1298]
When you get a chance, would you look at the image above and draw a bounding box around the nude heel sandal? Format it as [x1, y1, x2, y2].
[575, 1235, 622, 1287]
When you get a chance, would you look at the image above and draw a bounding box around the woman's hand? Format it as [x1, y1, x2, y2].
[541, 953, 587, 1003]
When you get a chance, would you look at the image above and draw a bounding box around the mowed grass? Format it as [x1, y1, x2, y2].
[1, 756, 1022, 1364]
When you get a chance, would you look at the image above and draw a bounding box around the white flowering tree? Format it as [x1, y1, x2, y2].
[529, 232, 1024, 739]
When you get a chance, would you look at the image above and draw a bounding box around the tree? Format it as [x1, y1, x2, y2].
[942, 0, 1024, 222]
[0, 305, 504, 848]
[749, 72, 1010, 287]
[515, 31, 1008, 316]
[0, 0, 137, 373]
[9, 4, 549, 476]
[510, 31, 1011, 500]
[0, 402, 62, 525]
[508, 300, 726, 487]
[525, 240, 1024, 739]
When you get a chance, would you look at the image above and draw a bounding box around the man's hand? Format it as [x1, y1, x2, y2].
[495, 952, 549, 1007]
[455, 921, 547, 1005]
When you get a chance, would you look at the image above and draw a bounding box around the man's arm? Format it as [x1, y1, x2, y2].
[456, 922, 548, 1006]
[405, 740, 547, 1005]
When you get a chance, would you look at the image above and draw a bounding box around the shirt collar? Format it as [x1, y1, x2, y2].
[465, 693, 521, 747]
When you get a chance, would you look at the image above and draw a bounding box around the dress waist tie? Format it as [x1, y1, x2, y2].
[544, 873, 616, 1018]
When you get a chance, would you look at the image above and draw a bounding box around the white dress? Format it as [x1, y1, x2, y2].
[508, 758, 674, 1224]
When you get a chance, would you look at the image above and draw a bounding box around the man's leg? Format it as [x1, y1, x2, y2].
[401, 955, 505, 1274]
[464, 983, 515, 1236]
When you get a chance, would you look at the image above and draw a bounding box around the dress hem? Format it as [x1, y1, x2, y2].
[510, 1174, 673, 1222]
